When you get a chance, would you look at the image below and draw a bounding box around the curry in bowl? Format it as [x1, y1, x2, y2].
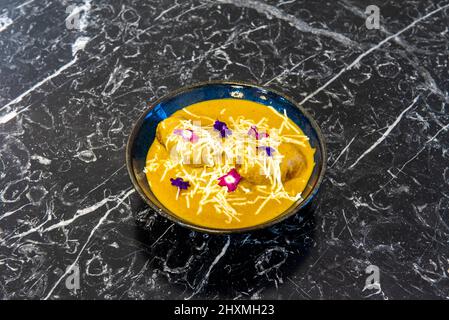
[144, 98, 315, 230]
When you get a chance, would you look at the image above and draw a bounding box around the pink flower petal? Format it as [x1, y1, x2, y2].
[218, 168, 241, 192]
[173, 129, 198, 143]
[248, 125, 269, 140]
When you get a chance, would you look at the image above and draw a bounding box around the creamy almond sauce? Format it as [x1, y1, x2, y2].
[145, 99, 315, 230]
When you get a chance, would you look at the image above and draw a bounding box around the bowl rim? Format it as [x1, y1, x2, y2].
[126, 80, 327, 234]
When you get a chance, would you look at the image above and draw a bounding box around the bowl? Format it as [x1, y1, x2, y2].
[126, 81, 327, 233]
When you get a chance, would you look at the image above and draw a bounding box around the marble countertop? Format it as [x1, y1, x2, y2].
[0, 0, 448, 300]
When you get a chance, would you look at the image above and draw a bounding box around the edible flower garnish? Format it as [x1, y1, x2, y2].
[248, 125, 269, 140]
[213, 120, 232, 138]
[173, 129, 198, 143]
[170, 177, 190, 200]
[257, 146, 275, 156]
[218, 168, 241, 192]
[170, 177, 190, 190]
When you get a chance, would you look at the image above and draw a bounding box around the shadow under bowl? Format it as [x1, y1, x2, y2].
[126, 81, 327, 234]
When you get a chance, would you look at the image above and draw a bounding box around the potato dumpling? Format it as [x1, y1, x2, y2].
[240, 143, 307, 185]
[278, 143, 307, 181]
[156, 116, 213, 166]
[240, 159, 271, 185]
[156, 117, 184, 148]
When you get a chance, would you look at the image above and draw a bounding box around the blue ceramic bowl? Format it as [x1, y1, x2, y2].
[126, 81, 327, 233]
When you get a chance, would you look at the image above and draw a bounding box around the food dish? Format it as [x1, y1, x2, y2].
[126, 81, 326, 233]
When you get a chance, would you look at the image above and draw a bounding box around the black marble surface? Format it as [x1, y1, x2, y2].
[0, 0, 448, 300]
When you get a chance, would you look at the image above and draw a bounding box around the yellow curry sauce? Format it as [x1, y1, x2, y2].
[144, 99, 315, 229]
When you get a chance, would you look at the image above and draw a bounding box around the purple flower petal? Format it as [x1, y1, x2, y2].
[170, 177, 190, 190]
[257, 146, 275, 157]
[213, 120, 232, 138]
